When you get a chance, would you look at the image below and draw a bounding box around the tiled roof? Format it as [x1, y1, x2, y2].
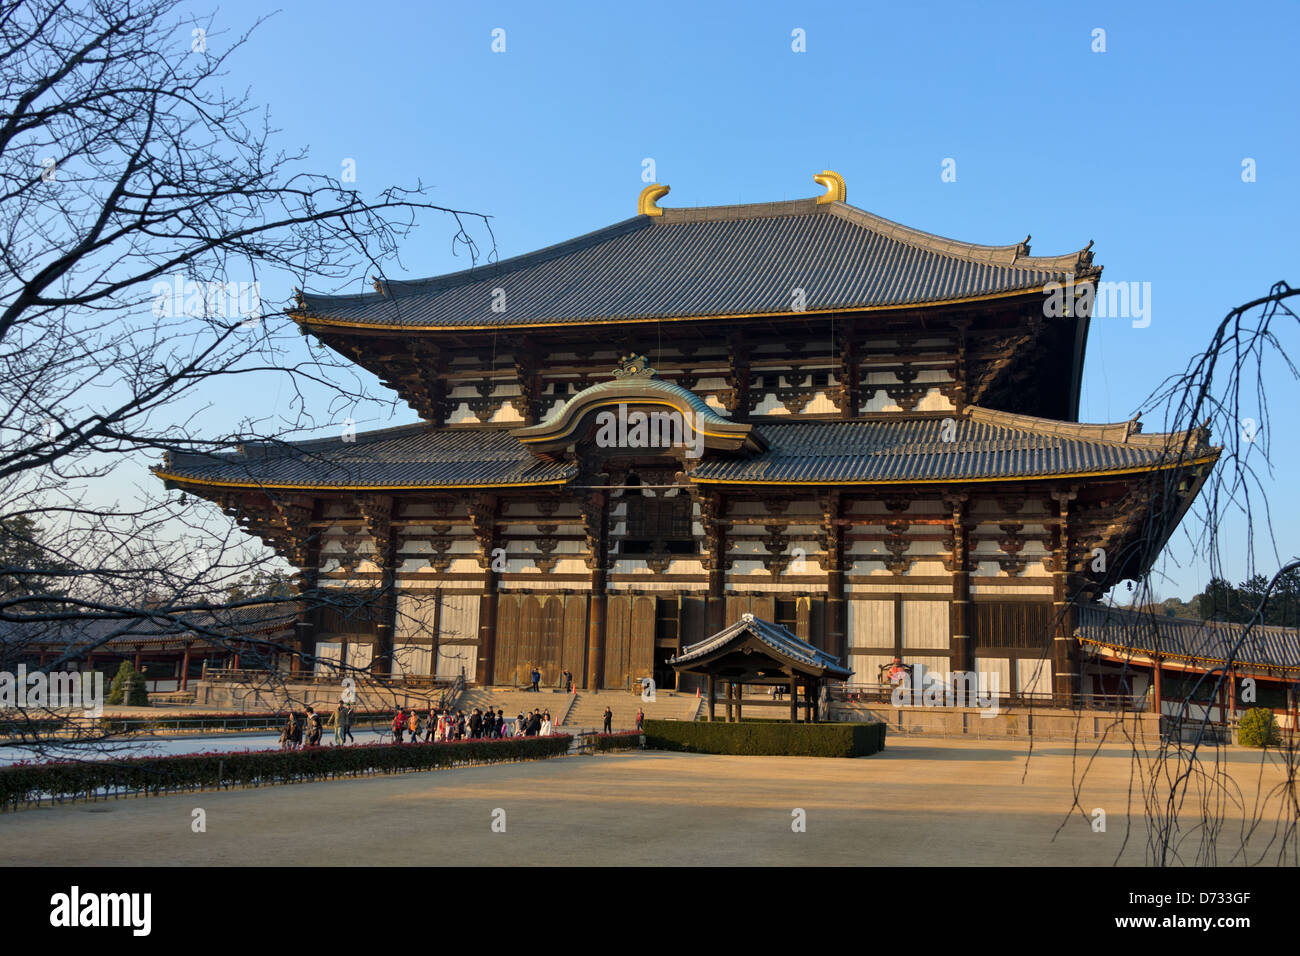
[294, 197, 1096, 330]
[154, 407, 1213, 491]
[671, 613, 854, 679]
[1, 602, 301, 651]
[157, 424, 576, 489]
[690, 407, 1213, 484]
[1077, 605, 1300, 674]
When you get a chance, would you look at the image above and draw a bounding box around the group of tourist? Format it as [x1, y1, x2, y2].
[388, 705, 557, 743]
[278, 704, 356, 750]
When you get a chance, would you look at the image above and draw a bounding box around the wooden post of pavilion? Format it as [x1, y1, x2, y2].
[180, 642, 192, 691]
[1152, 653, 1163, 724]
[707, 674, 716, 722]
[735, 682, 743, 723]
[789, 670, 798, 723]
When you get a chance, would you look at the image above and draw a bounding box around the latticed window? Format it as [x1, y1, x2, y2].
[625, 494, 692, 539]
[622, 493, 695, 556]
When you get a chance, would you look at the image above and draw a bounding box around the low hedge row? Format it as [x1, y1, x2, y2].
[0, 734, 572, 812]
[643, 719, 886, 757]
[590, 731, 643, 752]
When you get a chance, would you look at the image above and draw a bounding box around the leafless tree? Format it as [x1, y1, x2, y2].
[0, 0, 490, 754]
[1056, 281, 1300, 865]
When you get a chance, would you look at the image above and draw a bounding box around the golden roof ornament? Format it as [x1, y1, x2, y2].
[612, 353, 657, 379]
[813, 170, 846, 204]
[638, 183, 670, 217]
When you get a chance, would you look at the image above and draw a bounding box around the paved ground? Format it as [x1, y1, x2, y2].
[0, 738, 1290, 866]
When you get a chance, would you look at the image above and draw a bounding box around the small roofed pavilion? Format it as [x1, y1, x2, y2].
[670, 613, 853, 723]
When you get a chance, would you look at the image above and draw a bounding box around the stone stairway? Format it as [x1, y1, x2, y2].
[559, 690, 702, 731]
[452, 686, 571, 723]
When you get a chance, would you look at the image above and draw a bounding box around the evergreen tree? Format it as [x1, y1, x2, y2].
[105, 661, 133, 706]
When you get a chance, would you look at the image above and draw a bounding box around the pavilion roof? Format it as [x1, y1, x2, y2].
[292, 194, 1098, 332]
[670, 614, 853, 680]
[0, 602, 301, 653]
[1076, 605, 1300, 676]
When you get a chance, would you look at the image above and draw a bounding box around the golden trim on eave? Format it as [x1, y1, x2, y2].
[291, 280, 1091, 334]
[152, 470, 572, 492]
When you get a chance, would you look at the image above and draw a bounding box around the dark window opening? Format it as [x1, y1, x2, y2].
[811, 371, 829, 388]
[775, 598, 798, 631]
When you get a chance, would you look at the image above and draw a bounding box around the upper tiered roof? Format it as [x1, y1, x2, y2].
[291, 174, 1098, 332]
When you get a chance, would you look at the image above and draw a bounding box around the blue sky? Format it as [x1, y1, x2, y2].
[125, 1, 1299, 599]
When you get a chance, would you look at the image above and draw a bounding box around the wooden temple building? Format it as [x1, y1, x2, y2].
[154, 172, 1220, 703]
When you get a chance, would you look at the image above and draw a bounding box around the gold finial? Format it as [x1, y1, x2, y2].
[612, 353, 657, 379]
[638, 183, 670, 217]
[813, 170, 846, 205]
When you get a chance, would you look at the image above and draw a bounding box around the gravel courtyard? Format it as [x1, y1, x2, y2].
[0, 737, 1290, 866]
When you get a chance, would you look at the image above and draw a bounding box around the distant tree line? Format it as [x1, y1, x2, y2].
[1140, 571, 1300, 627]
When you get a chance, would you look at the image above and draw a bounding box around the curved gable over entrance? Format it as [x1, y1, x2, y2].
[511, 354, 766, 459]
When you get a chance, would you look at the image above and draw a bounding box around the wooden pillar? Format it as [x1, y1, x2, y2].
[1152, 655, 1162, 718]
[360, 494, 400, 680]
[477, 568, 499, 685]
[180, 643, 192, 691]
[735, 682, 743, 723]
[700, 492, 728, 637]
[469, 494, 501, 686]
[1226, 667, 1235, 721]
[946, 494, 974, 674]
[582, 493, 608, 690]
[708, 673, 716, 722]
[823, 491, 847, 662]
[1050, 490, 1080, 703]
[292, 540, 319, 677]
[133, 646, 143, 671]
[789, 670, 798, 723]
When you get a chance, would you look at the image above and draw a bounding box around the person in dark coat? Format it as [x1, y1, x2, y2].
[469, 708, 483, 738]
[530, 668, 540, 692]
[602, 706, 612, 733]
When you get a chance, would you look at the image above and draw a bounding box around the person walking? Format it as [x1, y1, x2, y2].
[408, 708, 422, 742]
[328, 707, 342, 746]
[306, 707, 323, 747]
[340, 702, 355, 744]
[530, 667, 540, 693]
[290, 711, 304, 749]
[636, 707, 644, 732]
[391, 708, 405, 744]
[602, 706, 612, 733]
[279, 712, 294, 751]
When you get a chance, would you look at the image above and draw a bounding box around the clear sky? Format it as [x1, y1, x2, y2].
[102, 0, 1300, 600]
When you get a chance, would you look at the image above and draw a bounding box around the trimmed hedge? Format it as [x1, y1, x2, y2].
[0, 734, 572, 812]
[591, 731, 643, 752]
[643, 719, 886, 757]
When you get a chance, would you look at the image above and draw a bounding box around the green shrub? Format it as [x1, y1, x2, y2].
[1237, 707, 1281, 748]
[0, 734, 573, 811]
[105, 661, 132, 705]
[643, 719, 886, 757]
[127, 670, 150, 707]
